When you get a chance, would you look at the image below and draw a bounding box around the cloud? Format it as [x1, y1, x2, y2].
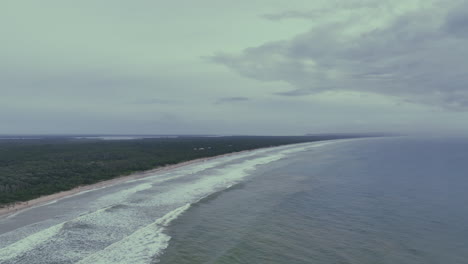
[132, 98, 174, 105]
[262, 1, 383, 21]
[262, 10, 323, 21]
[3, 0, 468, 135]
[442, 2, 468, 38]
[214, 1, 468, 110]
[215, 97, 250, 104]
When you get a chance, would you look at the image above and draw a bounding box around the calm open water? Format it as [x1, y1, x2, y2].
[159, 137, 468, 264]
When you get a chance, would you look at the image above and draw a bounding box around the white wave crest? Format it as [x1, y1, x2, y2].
[76, 204, 191, 264]
[0, 140, 344, 263]
[0, 223, 64, 261]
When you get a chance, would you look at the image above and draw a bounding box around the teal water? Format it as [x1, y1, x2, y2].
[158, 137, 468, 263]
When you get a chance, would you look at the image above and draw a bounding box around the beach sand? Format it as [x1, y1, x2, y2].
[0, 149, 257, 219]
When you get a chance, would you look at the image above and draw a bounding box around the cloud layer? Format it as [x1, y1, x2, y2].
[2, 0, 468, 135]
[214, 1, 468, 110]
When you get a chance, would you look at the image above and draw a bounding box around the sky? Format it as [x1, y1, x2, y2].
[1, 0, 468, 135]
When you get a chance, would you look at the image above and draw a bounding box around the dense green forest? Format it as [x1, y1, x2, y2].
[0, 135, 366, 206]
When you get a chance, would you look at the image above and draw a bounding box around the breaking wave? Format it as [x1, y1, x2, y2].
[0, 141, 343, 263]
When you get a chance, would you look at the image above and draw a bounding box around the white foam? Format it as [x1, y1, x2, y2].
[73, 144, 316, 263]
[0, 204, 121, 261]
[0, 223, 64, 261]
[0, 140, 347, 263]
[76, 204, 191, 264]
[93, 182, 153, 205]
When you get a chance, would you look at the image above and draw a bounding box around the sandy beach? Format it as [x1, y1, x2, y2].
[0, 149, 256, 219]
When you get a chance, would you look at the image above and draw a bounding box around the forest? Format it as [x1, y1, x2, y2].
[0, 135, 366, 206]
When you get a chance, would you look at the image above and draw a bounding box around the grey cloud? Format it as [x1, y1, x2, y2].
[0, 66, 189, 105]
[275, 89, 312, 96]
[443, 3, 468, 38]
[262, 10, 322, 21]
[1, 68, 153, 92]
[132, 98, 174, 105]
[262, 1, 384, 21]
[215, 97, 250, 104]
[214, 5, 468, 110]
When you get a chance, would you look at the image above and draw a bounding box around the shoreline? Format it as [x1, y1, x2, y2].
[0, 148, 259, 219]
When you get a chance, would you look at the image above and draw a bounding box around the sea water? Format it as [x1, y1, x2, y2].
[158, 137, 468, 264]
[1, 137, 468, 263]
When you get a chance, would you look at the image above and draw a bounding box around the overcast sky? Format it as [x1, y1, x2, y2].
[2, 0, 468, 135]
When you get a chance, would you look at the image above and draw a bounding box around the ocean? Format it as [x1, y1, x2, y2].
[1, 137, 468, 263]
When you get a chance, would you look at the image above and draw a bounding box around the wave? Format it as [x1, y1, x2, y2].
[0, 223, 65, 261]
[0, 140, 343, 263]
[74, 143, 323, 262]
[76, 203, 191, 264]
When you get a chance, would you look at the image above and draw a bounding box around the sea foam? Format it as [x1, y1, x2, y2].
[77, 204, 191, 264]
[0, 141, 337, 263]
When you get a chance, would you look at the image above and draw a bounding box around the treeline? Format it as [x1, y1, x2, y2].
[0, 135, 364, 206]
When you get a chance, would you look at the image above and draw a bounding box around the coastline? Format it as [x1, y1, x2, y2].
[0, 148, 259, 219]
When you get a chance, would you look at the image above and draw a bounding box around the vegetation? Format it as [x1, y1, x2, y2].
[0, 135, 365, 206]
